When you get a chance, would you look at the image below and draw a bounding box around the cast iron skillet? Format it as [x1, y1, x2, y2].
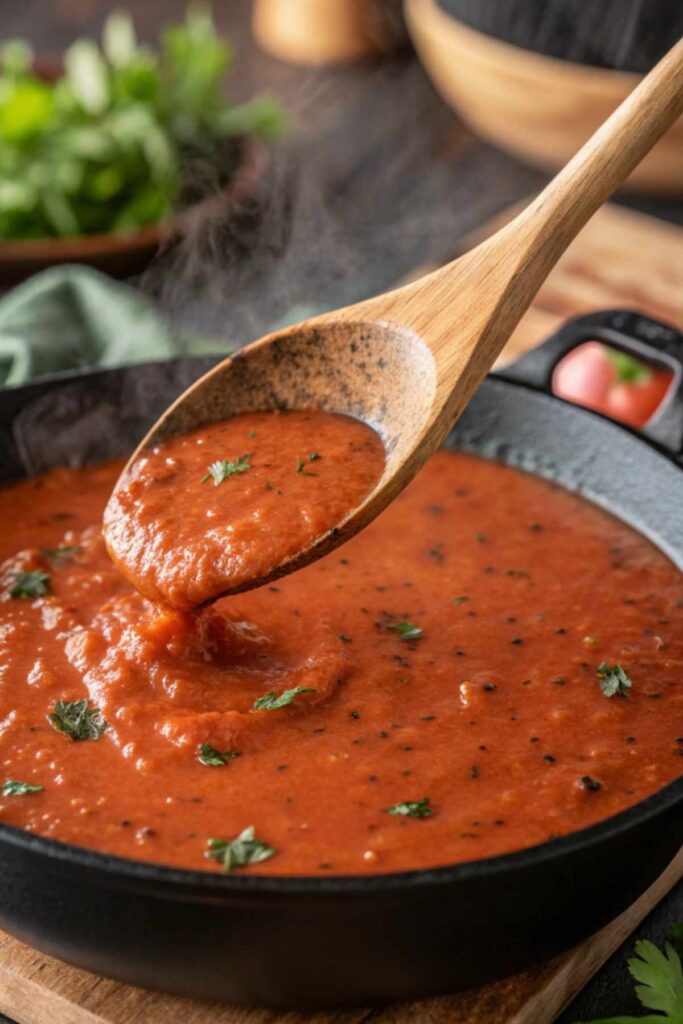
[0, 310, 681, 1008]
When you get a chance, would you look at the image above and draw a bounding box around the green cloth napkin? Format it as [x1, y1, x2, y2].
[0, 265, 228, 388]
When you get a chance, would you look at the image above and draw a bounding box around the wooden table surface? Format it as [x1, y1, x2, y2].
[1, 2, 682, 1021]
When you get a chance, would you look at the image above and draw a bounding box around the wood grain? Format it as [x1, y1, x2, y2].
[494, 204, 683, 365]
[0, 849, 679, 1024]
[402, 202, 683, 368]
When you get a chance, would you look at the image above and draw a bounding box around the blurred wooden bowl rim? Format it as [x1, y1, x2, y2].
[405, 0, 683, 195]
[0, 136, 269, 284]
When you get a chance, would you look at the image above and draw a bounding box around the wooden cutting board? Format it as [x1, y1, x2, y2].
[0, 850, 680, 1024]
[0, 201, 681, 1024]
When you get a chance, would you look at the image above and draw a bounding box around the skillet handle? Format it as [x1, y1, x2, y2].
[500, 309, 683, 457]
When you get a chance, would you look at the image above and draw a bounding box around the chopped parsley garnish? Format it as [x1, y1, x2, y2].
[253, 686, 316, 711]
[451, 596, 468, 606]
[9, 570, 51, 599]
[202, 454, 252, 485]
[2, 779, 43, 796]
[386, 797, 433, 818]
[197, 743, 241, 767]
[48, 699, 107, 741]
[296, 456, 317, 476]
[307, 452, 322, 461]
[597, 662, 633, 698]
[574, 928, 683, 1023]
[205, 826, 275, 872]
[388, 621, 423, 641]
[41, 545, 81, 567]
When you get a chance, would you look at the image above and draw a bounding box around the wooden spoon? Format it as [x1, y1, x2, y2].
[113, 39, 683, 599]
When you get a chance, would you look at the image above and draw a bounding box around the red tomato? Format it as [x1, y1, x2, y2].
[551, 342, 672, 429]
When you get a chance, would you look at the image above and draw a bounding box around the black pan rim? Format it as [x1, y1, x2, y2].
[0, 366, 681, 895]
[0, 776, 680, 895]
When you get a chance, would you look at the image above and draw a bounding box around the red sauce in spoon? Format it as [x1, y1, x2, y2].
[103, 410, 385, 609]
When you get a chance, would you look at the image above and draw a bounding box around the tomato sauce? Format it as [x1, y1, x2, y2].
[104, 410, 385, 609]
[0, 450, 681, 875]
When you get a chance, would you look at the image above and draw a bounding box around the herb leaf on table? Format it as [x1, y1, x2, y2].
[573, 929, 683, 1023]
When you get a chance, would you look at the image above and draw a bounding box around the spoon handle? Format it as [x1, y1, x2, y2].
[395, 36, 683, 375]
[507, 35, 683, 280]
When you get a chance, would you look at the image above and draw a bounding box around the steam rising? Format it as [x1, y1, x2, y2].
[138, 58, 539, 354]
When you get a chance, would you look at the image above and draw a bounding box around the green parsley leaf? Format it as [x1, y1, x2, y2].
[202, 454, 251, 485]
[388, 621, 423, 641]
[573, 934, 683, 1023]
[9, 570, 50, 599]
[451, 596, 468, 606]
[253, 686, 315, 711]
[48, 699, 107, 741]
[307, 452, 322, 461]
[629, 939, 683, 1019]
[205, 826, 276, 872]
[41, 545, 81, 567]
[2, 779, 43, 796]
[597, 662, 633, 698]
[386, 797, 433, 819]
[197, 743, 241, 767]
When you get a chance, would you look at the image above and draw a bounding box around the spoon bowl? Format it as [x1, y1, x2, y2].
[109, 38, 683, 601]
[112, 317, 437, 595]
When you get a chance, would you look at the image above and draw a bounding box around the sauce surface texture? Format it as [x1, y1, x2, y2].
[104, 410, 385, 608]
[0, 450, 681, 875]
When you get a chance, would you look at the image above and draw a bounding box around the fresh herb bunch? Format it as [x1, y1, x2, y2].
[0, 6, 285, 240]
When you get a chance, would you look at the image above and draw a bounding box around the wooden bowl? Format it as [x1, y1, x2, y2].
[253, 0, 407, 65]
[0, 137, 269, 285]
[405, 0, 683, 195]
